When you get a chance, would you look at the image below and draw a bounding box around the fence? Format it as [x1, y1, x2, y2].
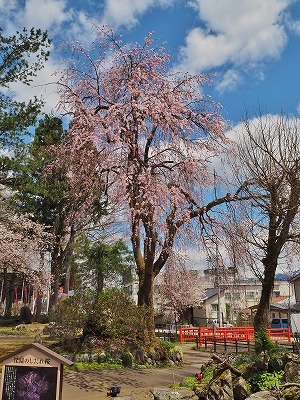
[197, 336, 300, 354]
[179, 326, 291, 345]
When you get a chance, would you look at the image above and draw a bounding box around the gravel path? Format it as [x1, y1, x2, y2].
[62, 343, 212, 400]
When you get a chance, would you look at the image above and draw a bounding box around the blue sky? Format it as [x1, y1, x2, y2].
[1, 0, 300, 127]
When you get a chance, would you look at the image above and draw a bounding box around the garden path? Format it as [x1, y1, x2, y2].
[62, 343, 212, 400]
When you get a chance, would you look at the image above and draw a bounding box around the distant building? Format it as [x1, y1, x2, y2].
[122, 264, 292, 327]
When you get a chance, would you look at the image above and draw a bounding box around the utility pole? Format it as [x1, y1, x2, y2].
[215, 242, 222, 327]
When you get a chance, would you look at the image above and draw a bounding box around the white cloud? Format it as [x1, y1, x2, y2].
[178, 0, 291, 75]
[285, 13, 300, 35]
[216, 69, 243, 94]
[7, 57, 62, 115]
[1, 0, 71, 36]
[22, 0, 70, 32]
[102, 0, 175, 29]
[0, 0, 17, 12]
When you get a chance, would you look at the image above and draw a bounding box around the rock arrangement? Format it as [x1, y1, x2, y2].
[193, 353, 300, 400]
[69, 346, 183, 367]
[114, 353, 300, 400]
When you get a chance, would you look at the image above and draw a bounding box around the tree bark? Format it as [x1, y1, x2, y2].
[63, 226, 76, 295]
[137, 265, 156, 342]
[34, 291, 42, 322]
[3, 269, 16, 319]
[253, 257, 277, 332]
[49, 241, 62, 311]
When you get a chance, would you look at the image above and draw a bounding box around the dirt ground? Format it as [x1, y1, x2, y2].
[62, 343, 212, 400]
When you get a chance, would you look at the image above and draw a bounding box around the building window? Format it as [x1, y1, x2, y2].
[212, 304, 219, 312]
[225, 292, 231, 300]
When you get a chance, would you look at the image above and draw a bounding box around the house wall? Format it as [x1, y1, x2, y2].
[193, 291, 227, 326]
[293, 276, 300, 303]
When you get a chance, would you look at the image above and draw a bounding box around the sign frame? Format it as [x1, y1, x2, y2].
[0, 343, 73, 400]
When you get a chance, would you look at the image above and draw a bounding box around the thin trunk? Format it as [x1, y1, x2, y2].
[63, 227, 76, 295]
[3, 269, 16, 319]
[96, 269, 104, 296]
[34, 291, 42, 322]
[49, 242, 62, 310]
[64, 264, 71, 295]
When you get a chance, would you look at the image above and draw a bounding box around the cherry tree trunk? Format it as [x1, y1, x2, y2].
[137, 267, 156, 342]
[253, 257, 277, 334]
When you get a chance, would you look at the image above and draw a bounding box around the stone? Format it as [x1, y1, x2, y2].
[244, 391, 277, 399]
[81, 353, 89, 363]
[282, 385, 300, 400]
[90, 353, 99, 362]
[172, 351, 183, 363]
[122, 352, 133, 367]
[98, 351, 107, 362]
[194, 382, 209, 400]
[267, 357, 284, 372]
[151, 388, 198, 400]
[34, 333, 42, 343]
[206, 369, 234, 400]
[132, 348, 146, 365]
[110, 348, 122, 360]
[285, 361, 300, 382]
[241, 362, 265, 380]
[117, 397, 139, 400]
[73, 353, 81, 362]
[233, 376, 251, 400]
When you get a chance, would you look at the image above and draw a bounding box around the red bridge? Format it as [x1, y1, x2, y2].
[179, 326, 291, 344]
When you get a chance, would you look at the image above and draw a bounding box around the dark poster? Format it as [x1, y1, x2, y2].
[1, 366, 58, 400]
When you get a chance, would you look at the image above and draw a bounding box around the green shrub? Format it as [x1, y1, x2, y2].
[233, 354, 261, 369]
[52, 288, 150, 344]
[254, 327, 278, 355]
[158, 339, 182, 359]
[201, 363, 215, 384]
[249, 370, 284, 391]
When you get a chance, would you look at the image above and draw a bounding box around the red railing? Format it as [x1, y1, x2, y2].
[179, 326, 291, 344]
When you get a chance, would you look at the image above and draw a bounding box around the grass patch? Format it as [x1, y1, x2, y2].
[170, 376, 198, 391]
[0, 342, 32, 358]
[70, 362, 123, 371]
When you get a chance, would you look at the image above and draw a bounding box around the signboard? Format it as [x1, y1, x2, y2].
[0, 343, 73, 400]
[2, 365, 58, 400]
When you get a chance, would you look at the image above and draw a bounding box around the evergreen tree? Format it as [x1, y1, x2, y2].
[0, 27, 51, 148]
[77, 236, 134, 295]
[10, 115, 107, 308]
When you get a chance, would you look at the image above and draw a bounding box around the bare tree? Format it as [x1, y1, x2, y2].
[155, 256, 204, 325]
[228, 113, 300, 331]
